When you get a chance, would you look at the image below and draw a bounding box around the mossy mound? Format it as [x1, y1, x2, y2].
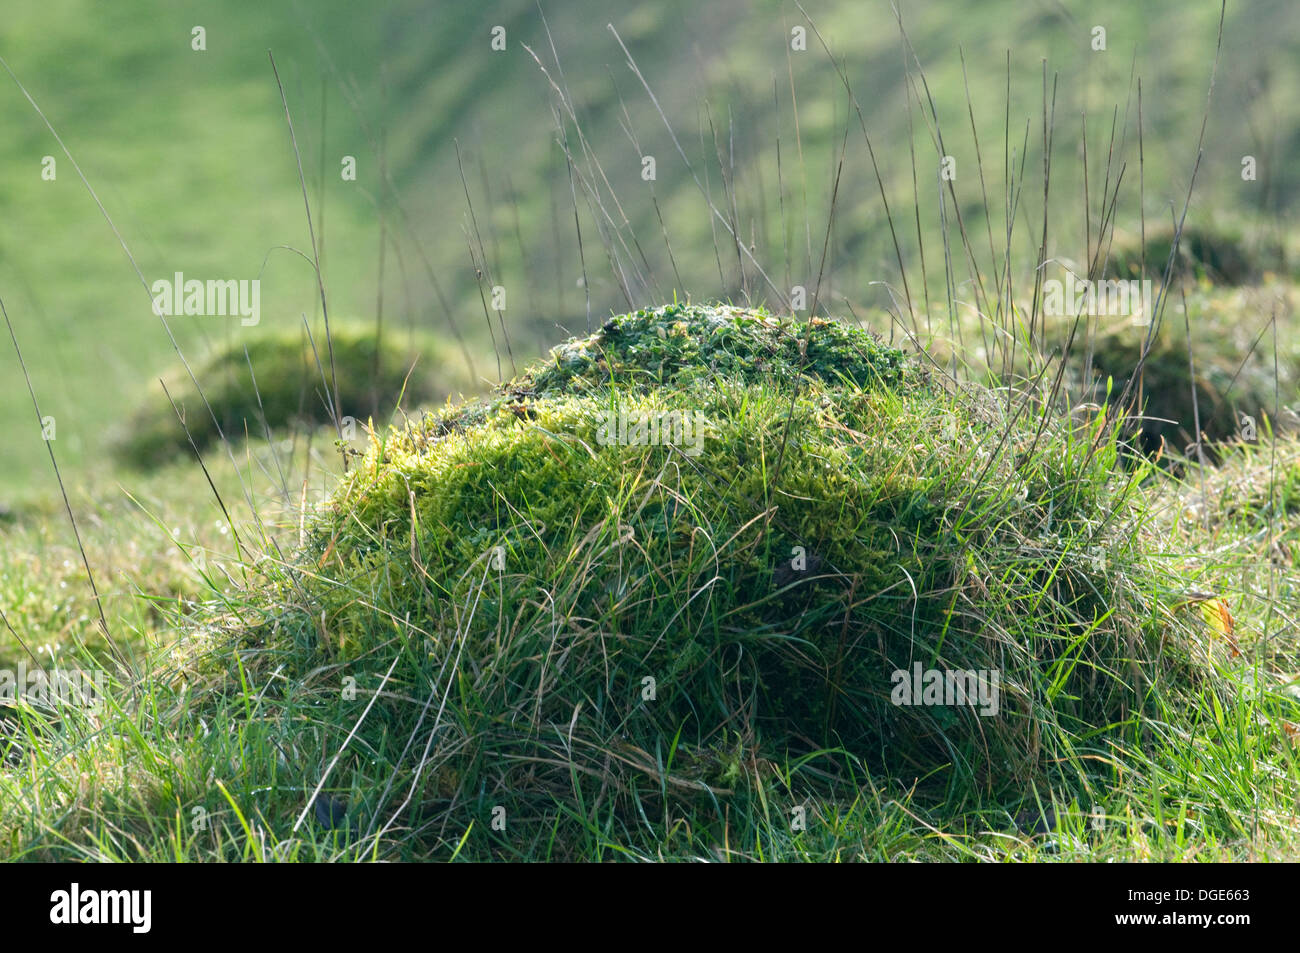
[111, 327, 458, 469]
[1070, 315, 1299, 459]
[1108, 225, 1285, 286]
[252, 304, 1208, 846]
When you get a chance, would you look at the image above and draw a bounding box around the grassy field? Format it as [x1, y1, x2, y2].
[2, 0, 1300, 863]
[1, 305, 1297, 861]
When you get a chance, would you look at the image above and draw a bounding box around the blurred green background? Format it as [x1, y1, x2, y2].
[1, 0, 1296, 496]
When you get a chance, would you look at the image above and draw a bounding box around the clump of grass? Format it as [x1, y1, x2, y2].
[171, 303, 1222, 858]
[110, 326, 461, 469]
[1160, 432, 1300, 571]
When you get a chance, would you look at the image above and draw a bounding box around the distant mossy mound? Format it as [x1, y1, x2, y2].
[1109, 225, 1285, 285]
[252, 304, 1208, 840]
[113, 327, 457, 469]
[1069, 317, 1299, 460]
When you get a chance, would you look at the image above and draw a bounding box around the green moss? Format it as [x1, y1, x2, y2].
[519, 302, 910, 397]
[239, 305, 1209, 849]
[111, 326, 460, 469]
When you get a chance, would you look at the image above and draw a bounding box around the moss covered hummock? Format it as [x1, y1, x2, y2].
[112, 326, 459, 469]
[246, 303, 1210, 847]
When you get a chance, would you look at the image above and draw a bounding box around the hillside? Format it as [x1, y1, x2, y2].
[2, 0, 1299, 493]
